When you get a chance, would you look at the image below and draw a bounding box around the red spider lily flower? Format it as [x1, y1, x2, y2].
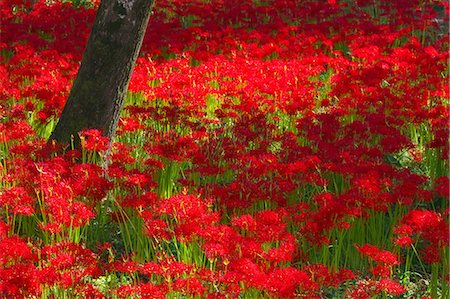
[70, 163, 113, 202]
[173, 278, 206, 297]
[0, 236, 40, 297]
[144, 157, 165, 169]
[0, 263, 41, 298]
[263, 234, 296, 264]
[126, 172, 157, 190]
[110, 260, 139, 274]
[394, 236, 413, 247]
[139, 283, 168, 299]
[372, 265, 390, 278]
[265, 267, 316, 298]
[1, 120, 35, 142]
[159, 259, 192, 278]
[111, 142, 136, 165]
[139, 262, 162, 277]
[117, 117, 144, 134]
[231, 214, 257, 232]
[347, 277, 406, 299]
[142, 217, 170, 240]
[0, 235, 37, 266]
[393, 224, 414, 236]
[120, 192, 158, 209]
[305, 264, 355, 288]
[41, 242, 102, 288]
[403, 209, 449, 247]
[356, 244, 399, 267]
[64, 149, 82, 161]
[152, 133, 200, 162]
[0, 186, 35, 216]
[79, 283, 104, 298]
[228, 258, 266, 289]
[68, 201, 95, 227]
[254, 210, 287, 243]
[116, 285, 140, 298]
[299, 193, 351, 245]
[39, 222, 62, 234]
[377, 278, 406, 296]
[79, 129, 109, 152]
[42, 192, 95, 229]
[117, 283, 167, 299]
[2, 0, 449, 297]
[203, 241, 230, 260]
[151, 194, 219, 240]
[346, 281, 374, 299]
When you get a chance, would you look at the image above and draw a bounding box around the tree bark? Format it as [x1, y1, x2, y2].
[50, 0, 154, 148]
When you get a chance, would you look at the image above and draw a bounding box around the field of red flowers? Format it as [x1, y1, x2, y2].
[1, 0, 449, 298]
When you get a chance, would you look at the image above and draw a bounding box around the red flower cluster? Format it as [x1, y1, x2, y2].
[357, 244, 399, 277]
[0, 0, 448, 297]
[394, 209, 449, 264]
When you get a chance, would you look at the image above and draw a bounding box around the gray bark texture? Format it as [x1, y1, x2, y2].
[50, 0, 154, 148]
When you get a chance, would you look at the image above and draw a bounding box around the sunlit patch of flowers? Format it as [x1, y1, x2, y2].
[0, 0, 448, 298]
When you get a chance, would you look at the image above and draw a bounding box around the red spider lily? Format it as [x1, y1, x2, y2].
[173, 277, 206, 297]
[139, 261, 162, 277]
[227, 258, 266, 289]
[142, 216, 171, 240]
[159, 258, 193, 279]
[394, 236, 414, 247]
[78, 283, 104, 298]
[0, 235, 40, 298]
[404, 209, 448, 246]
[262, 234, 297, 264]
[347, 277, 406, 298]
[305, 264, 355, 288]
[120, 192, 158, 209]
[393, 209, 449, 263]
[120, 171, 157, 191]
[110, 142, 136, 165]
[299, 192, 353, 245]
[265, 267, 317, 298]
[116, 283, 167, 299]
[252, 210, 289, 242]
[147, 131, 200, 162]
[70, 163, 113, 201]
[231, 214, 257, 232]
[1, 0, 448, 297]
[377, 278, 406, 295]
[148, 193, 220, 240]
[201, 225, 240, 260]
[79, 129, 109, 152]
[110, 259, 139, 274]
[40, 242, 102, 288]
[1, 120, 35, 142]
[0, 186, 35, 216]
[356, 244, 399, 267]
[117, 117, 144, 134]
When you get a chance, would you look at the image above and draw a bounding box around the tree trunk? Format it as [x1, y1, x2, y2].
[50, 0, 154, 148]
